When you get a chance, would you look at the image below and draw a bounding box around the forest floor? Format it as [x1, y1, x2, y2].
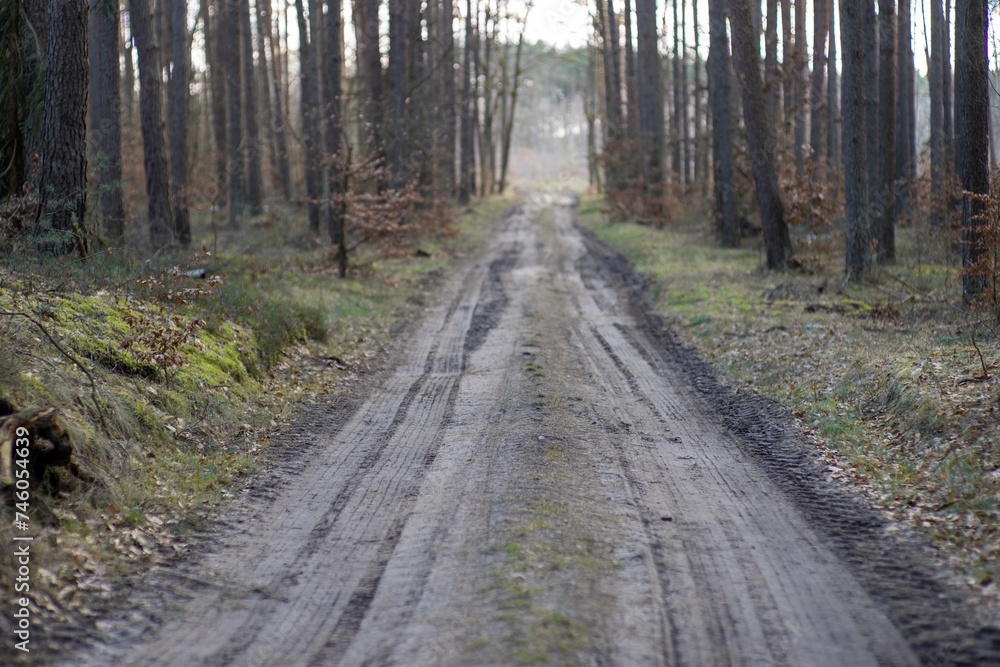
[40, 192, 1000, 665]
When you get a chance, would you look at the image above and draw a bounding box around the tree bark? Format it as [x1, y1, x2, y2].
[605, 0, 625, 190]
[809, 0, 827, 161]
[780, 0, 792, 122]
[294, 0, 320, 230]
[263, 0, 292, 200]
[862, 0, 878, 225]
[169, 0, 191, 246]
[877, 0, 895, 262]
[956, 0, 989, 303]
[793, 0, 805, 166]
[729, 0, 791, 268]
[624, 0, 640, 183]
[841, 0, 870, 277]
[206, 0, 227, 204]
[895, 0, 913, 215]
[636, 0, 665, 194]
[709, 0, 736, 245]
[36, 0, 89, 255]
[929, 0, 944, 226]
[826, 0, 839, 170]
[439, 0, 456, 196]
[130, 0, 174, 246]
[92, 0, 125, 241]
[458, 0, 474, 203]
[240, 0, 263, 215]
[324, 0, 346, 275]
[222, 0, 244, 228]
[764, 0, 779, 124]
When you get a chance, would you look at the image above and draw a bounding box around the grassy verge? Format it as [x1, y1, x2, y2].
[577, 194, 999, 592]
[0, 196, 509, 652]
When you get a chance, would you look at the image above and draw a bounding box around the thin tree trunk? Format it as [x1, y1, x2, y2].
[692, 0, 704, 186]
[93, 0, 125, 241]
[207, 0, 227, 203]
[169, 0, 191, 245]
[826, 0, 839, 170]
[440, 0, 456, 196]
[294, 0, 320, 230]
[895, 0, 913, 215]
[841, 0, 870, 277]
[636, 0, 665, 195]
[606, 0, 625, 189]
[877, 0, 895, 262]
[929, 0, 944, 226]
[957, 0, 988, 302]
[263, 0, 292, 199]
[123, 13, 136, 126]
[780, 0, 792, 122]
[256, 0, 277, 192]
[130, 0, 175, 244]
[942, 0, 952, 166]
[324, 0, 346, 276]
[793, 0, 805, 165]
[809, 0, 827, 161]
[36, 0, 89, 255]
[672, 0, 682, 179]
[389, 0, 408, 189]
[681, 0, 690, 184]
[222, 0, 244, 228]
[863, 0, 878, 225]
[458, 0, 474, 202]
[710, 0, 736, 244]
[730, 0, 791, 269]
[240, 0, 263, 214]
[624, 0, 639, 182]
[499, 18, 528, 194]
[764, 0, 779, 124]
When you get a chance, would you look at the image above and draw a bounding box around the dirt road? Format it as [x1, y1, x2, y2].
[75, 195, 997, 665]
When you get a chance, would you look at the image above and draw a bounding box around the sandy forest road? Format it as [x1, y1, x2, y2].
[76, 194, 998, 666]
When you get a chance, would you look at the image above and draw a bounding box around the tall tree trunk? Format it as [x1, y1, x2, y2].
[710, 0, 736, 244]
[942, 0, 952, 166]
[123, 12, 136, 126]
[780, 0, 792, 122]
[36, 0, 89, 255]
[826, 0, 839, 170]
[636, 0, 665, 194]
[877, 0, 895, 262]
[169, 0, 191, 245]
[130, 0, 174, 245]
[680, 0, 690, 184]
[324, 0, 346, 275]
[222, 0, 244, 228]
[929, 0, 944, 226]
[895, 0, 913, 215]
[440, 0, 456, 196]
[206, 0, 227, 203]
[692, 0, 704, 186]
[606, 0, 625, 189]
[458, 0, 474, 203]
[294, 0, 320, 230]
[624, 0, 639, 182]
[672, 0, 682, 180]
[255, 0, 277, 192]
[793, 0, 805, 165]
[956, 0, 988, 302]
[499, 20, 527, 195]
[730, 0, 791, 269]
[388, 0, 408, 189]
[764, 0, 779, 124]
[92, 0, 125, 241]
[263, 0, 292, 199]
[240, 0, 263, 215]
[841, 0, 870, 277]
[809, 0, 827, 161]
[862, 0, 878, 225]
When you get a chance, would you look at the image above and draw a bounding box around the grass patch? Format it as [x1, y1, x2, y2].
[578, 193, 1000, 590]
